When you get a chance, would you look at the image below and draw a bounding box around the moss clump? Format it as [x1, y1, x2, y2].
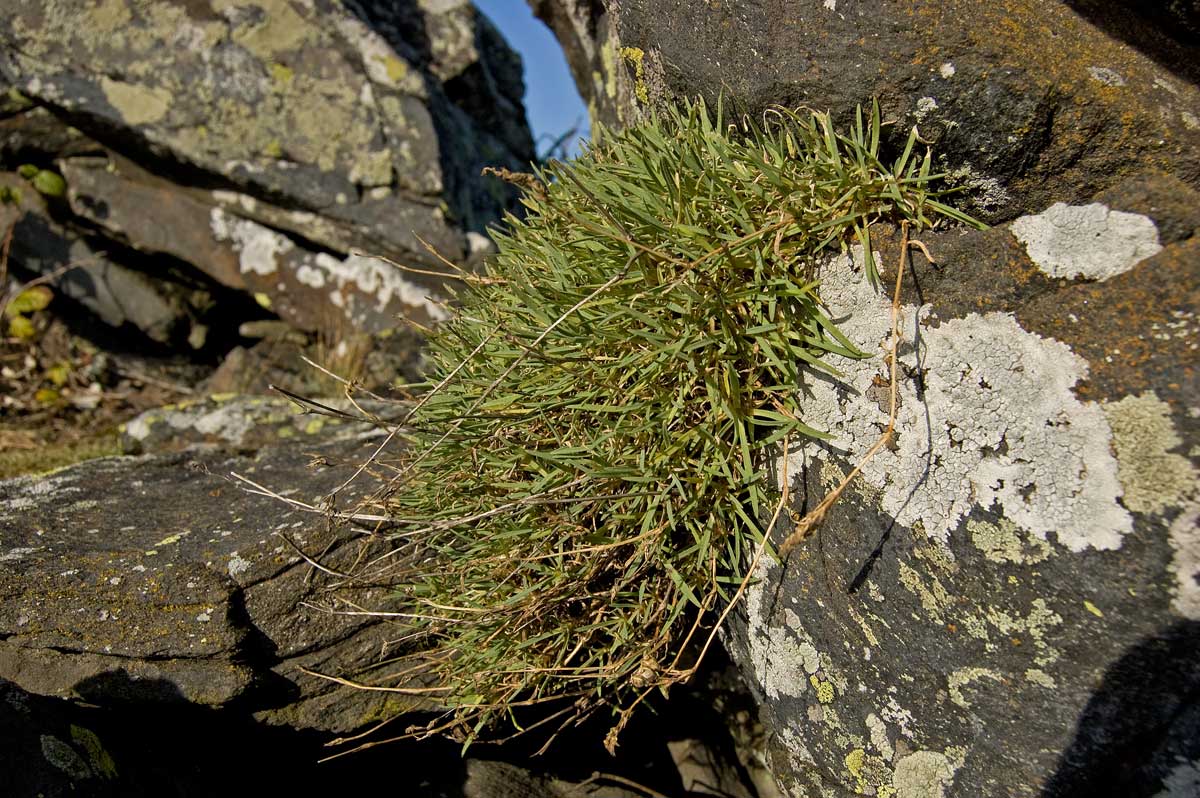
[367, 99, 974, 747]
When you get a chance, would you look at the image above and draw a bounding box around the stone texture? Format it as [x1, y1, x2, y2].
[2, 675, 629, 797]
[531, 4, 1200, 792]
[0, 0, 534, 341]
[722, 175, 1199, 797]
[0, 422, 427, 734]
[0, 171, 206, 347]
[538, 0, 1200, 223]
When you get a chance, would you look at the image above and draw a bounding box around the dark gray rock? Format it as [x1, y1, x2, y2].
[721, 175, 1199, 797]
[2, 674, 626, 798]
[529, 4, 1200, 792]
[0, 0, 534, 341]
[0, 423, 426, 734]
[0, 171, 204, 347]
[536, 0, 1200, 224]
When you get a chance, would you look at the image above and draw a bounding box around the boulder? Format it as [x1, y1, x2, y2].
[720, 175, 1200, 797]
[0, 420, 426, 734]
[533, 0, 1200, 223]
[0, 171, 206, 348]
[530, 2, 1200, 794]
[0, 0, 534, 342]
[2, 675, 640, 797]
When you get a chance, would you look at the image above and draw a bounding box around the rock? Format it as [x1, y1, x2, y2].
[535, 0, 1200, 223]
[528, 0, 643, 131]
[529, 5, 1200, 792]
[718, 174, 1200, 796]
[0, 422, 427, 734]
[0, 171, 205, 346]
[0, 0, 534, 341]
[200, 323, 425, 397]
[3, 675, 614, 797]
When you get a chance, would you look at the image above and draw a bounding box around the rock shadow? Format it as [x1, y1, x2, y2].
[1041, 620, 1200, 797]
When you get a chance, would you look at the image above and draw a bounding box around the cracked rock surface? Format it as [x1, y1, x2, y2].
[0, 421, 422, 734]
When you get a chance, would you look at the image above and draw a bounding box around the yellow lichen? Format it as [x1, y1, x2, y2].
[270, 62, 295, 87]
[99, 77, 171, 126]
[1103, 392, 1199, 515]
[619, 46, 649, 104]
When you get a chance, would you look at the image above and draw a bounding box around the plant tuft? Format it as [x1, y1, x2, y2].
[355, 98, 976, 749]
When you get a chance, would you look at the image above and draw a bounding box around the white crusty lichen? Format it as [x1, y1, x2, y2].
[1167, 504, 1200, 620]
[742, 558, 821, 699]
[1154, 757, 1200, 798]
[208, 209, 450, 322]
[209, 207, 292, 276]
[785, 250, 1133, 552]
[1010, 202, 1162, 281]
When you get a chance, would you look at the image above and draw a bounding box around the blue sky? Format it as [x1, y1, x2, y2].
[474, 0, 590, 159]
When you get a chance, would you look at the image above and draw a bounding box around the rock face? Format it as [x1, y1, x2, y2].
[0, 0, 534, 344]
[0, 420, 424, 734]
[725, 178, 1200, 796]
[532, 2, 1200, 795]
[533, 0, 1200, 224]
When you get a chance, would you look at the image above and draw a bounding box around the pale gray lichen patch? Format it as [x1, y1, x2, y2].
[1087, 66, 1126, 86]
[985, 598, 1062, 667]
[1167, 503, 1200, 619]
[893, 749, 963, 798]
[1103, 392, 1199, 515]
[947, 666, 1002, 709]
[41, 734, 92, 780]
[1024, 668, 1057, 689]
[967, 517, 1052, 564]
[209, 207, 291, 276]
[866, 712, 894, 760]
[787, 252, 1132, 552]
[1010, 202, 1162, 281]
[743, 562, 815, 699]
[99, 77, 171, 125]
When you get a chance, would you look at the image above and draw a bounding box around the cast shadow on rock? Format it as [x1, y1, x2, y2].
[58, 669, 470, 796]
[1041, 620, 1200, 798]
[1064, 0, 1200, 84]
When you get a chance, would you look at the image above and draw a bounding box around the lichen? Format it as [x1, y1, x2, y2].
[1010, 203, 1162, 281]
[619, 46, 649, 104]
[892, 749, 962, 798]
[209, 207, 292, 276]
[1154, 757, 1200, 798]
[99, 77, 171, 126]
[968, 517, 1051, 564]
[1103, 392, 1199, 515]
[947, 667, 1002, 709]
[786, 251, 1133, 552]
[1167, 503, 1200, 619]
[40, 734, 92, 780]
[70, 725, 117, 779]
